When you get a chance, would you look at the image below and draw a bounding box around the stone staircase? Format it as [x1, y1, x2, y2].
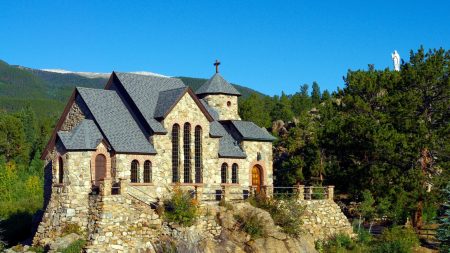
[126, 185, 158, 208]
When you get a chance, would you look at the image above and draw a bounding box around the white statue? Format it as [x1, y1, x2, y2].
[391, 50, 401, 71]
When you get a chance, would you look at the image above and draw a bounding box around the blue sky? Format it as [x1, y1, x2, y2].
[1, 1, 449, 96]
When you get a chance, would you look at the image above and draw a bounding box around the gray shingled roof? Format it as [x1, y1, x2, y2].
[218, 133, 246, 158]
[230, 120, 276, 141]
[114, 72, 186, 133]
[77, 87, 156, 154]
[154, 87, 188, 118]
[57, 119, 103, 150]
[195, 73, 241, 96]
[209, 121, 226, 137]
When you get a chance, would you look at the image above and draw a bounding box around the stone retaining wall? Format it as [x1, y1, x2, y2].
[300, 199, 353, 240]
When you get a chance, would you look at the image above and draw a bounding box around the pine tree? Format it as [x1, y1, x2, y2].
[437, 184, 450, 253]
[311, 81, 321, 105]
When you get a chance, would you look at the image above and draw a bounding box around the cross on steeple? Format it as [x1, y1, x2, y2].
[214, 59, 221, 73]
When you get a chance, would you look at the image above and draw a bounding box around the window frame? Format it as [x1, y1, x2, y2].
[183, 123, 192, 183]
[143, 160, 152, 183]
[131, 160, 139, 183]
[172, 124, 180, 183]
[231, 163, 239, 184]
[221, 163, 228, 184]
[194, 125, 202, 183]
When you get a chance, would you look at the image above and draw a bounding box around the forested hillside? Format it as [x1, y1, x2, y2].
[0, 47, 448, 250]
[0, 61, 262, 117]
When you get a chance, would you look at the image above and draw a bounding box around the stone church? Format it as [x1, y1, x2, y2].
[34, 63, 276, 245]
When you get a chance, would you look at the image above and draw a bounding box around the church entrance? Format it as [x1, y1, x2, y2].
[94, 154, 106, 186]
[251, 165, 262, 193]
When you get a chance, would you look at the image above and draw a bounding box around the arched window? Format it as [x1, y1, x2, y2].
[131, 160, 139, 183]
[232, 163, 239, 184]
[183, 123, 191, 183]
[58, 157, 64, 184]
[194, 125, 202, 183]
[143, 160, 152, 183]
[172, 124, 180, 182]
[221, 163, 228, 184]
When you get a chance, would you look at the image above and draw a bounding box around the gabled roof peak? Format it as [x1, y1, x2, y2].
[195, 73, 241, 96]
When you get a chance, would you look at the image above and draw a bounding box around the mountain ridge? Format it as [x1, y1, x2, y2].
[0, 60, 264, 117]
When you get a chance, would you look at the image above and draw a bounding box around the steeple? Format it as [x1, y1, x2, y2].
[195, 60, 241, 97]
[195, 60, 241, 120]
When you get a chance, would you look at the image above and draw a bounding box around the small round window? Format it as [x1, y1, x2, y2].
[227, 101, 231, 107]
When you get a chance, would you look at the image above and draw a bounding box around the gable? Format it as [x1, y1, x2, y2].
[164, 90, 213, 123]
[161, 88, 214, 122]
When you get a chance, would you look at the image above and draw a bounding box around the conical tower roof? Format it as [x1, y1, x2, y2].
[195, 73, 241, 96]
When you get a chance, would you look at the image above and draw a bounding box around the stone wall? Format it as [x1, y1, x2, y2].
[85, 195, 161, 252]
[299, 200, 354, 240]
[34, 150, 94, 245]
[202, 94, 240, 120]
[60, 96, 91, 131]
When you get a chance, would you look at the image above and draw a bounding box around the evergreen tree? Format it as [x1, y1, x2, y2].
[321, 89, 331, 102]
[437, 183, 450, 253]
[239, 94, 272, 128]
[291, 84, 312, 115]
[0, 112, 28, 162]
[311, 81, 321, 105]
[270, 91, 294, 123]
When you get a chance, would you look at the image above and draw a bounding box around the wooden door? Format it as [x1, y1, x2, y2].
[95, 154, 106, 186]
[251, 166, 261, 193]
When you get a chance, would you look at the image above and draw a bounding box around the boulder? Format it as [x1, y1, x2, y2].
[49, 233, 81, 251]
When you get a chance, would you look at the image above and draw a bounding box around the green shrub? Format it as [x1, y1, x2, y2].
[163, 188, 198, 226]
[28, 246, 45, 253]
[371, 226, 419, 253]
[234, 212, 265, 239]
[248, 193, 305, 236]
[59, 239, 86, 253]
[324, 233, 355, 251]
[312, 185, 326, 200]
[61, 223, 82, 236]
[356, 228, 372, 244]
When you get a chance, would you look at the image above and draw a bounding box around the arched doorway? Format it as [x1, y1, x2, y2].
[251, 165, 262, 193]
[94, 154, 106, 186]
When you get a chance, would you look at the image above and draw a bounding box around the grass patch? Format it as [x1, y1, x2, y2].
[317, 226, 419, 253]
[61, 223, 82, 236]
[248, 193, 305, 236]
[59, 239, 86, 253]
[234, 212, 266, 239]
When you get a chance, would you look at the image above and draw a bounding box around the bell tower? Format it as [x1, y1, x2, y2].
[195, 60, 241, 120]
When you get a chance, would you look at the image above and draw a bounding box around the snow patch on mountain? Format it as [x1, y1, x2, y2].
[41, 69, 170, 79]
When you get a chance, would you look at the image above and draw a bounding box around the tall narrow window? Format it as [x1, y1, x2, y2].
[58, 157, 64, 184]
[143, 160, 152, 183]
[183, 123, 191, 183]
[194, 125, 202, 183]
[172, 124, 180, 182]
[221, 163, 228, 184]
[232, 163, 239, 184]
[131, 160, 139, 183]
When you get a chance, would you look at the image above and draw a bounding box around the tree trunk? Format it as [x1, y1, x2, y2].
[414, 199, 423, 228]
